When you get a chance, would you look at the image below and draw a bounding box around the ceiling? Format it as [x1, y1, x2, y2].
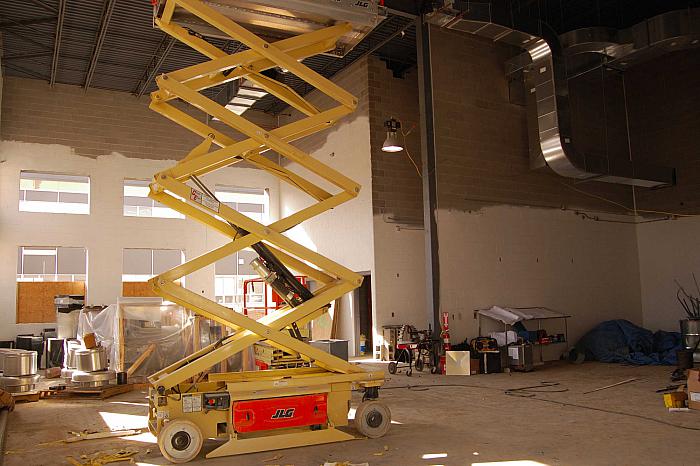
[0, 0, 417, 114]
[1, 0, 697, 114]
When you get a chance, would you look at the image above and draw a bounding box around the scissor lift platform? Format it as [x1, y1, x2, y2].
[145, 0, 390, 462]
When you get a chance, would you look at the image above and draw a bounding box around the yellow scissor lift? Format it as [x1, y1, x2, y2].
[145, 0, 390, 462]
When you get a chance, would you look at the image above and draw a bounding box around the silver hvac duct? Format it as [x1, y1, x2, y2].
[428, 2, 699, 188]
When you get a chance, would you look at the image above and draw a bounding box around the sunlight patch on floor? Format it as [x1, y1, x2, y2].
[109, 401, 149, 407]
[121, 432, 157, 444]
[98, 411, 148, 430]
[472, 461, 550, 466]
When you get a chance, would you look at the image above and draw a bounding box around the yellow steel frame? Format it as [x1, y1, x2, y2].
[145, 0, 384, 458]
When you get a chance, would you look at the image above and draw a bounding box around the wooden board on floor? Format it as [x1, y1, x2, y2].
[12, 391, 40, 403]
[40, 383, 135, 400]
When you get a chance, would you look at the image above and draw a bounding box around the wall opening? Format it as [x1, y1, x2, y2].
[16, 246, 87, 323]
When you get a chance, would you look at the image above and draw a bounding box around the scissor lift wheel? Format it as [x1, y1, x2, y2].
[354, 400, 391, 439]
[158, 419, 204, 464]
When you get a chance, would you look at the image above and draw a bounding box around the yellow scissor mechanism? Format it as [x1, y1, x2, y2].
[145, 0, 389, 462]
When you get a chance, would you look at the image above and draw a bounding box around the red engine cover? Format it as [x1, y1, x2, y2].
[233, 394, 328, 433]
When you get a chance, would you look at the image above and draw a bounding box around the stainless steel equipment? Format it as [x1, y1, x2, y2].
[0, 374, 41, 393]
[309, 339, 349, 361]
[71, 370, 117, 388]
[0, 348, 16, 372]
[507, 344, 534, 372]
[2, 350, 38, 377]
[75, 347, 108, 372]
[65, 340, 81, 369]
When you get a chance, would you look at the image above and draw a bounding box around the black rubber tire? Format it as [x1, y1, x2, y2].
[355, 400, 391, 438]
[415, 357, 424, 372]
[388, 361, 397, 374]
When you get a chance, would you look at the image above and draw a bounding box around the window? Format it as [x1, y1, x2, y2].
[17, 246, 87, 282]
[16, 246, 87, 323]
[19, 171, 90, 215]
[123, 179, 183, 219]
[122, 248, 184, 297]
[215, 186, 268, 223]
[212, 186, 268, 310]
[122, 248, 184, 282]
[214, 249, 259, 310]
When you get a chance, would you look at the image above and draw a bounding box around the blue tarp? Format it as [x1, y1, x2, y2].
[575, 319, 682, 365]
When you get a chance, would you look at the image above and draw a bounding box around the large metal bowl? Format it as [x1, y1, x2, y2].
[2, 350, 38, 377]
[0, 374, 41, 393]
[72, 370, 116, 388]
[75, 347, 108, 372]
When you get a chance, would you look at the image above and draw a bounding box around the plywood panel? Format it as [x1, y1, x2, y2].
[16, 281, 86, 323]
[122, 282, 158, 297]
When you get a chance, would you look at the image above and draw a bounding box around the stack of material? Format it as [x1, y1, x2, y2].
[0, 349, 40, 393]
[71, 346, 116, 388]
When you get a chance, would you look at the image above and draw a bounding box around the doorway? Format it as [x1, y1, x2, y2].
[356, 273, 373, 357]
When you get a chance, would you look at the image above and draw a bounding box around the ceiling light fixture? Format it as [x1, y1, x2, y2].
[382, 117, 404, 153]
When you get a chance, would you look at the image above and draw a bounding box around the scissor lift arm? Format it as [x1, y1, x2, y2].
[144, 0, 390, 462]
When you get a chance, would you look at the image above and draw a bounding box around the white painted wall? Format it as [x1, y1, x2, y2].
[278, 125, 374, 356]
[0, 140, 279, 339]
[372, 217, 427, 340]
[277, 59, 374, 356]
[437, 206, 644, 348]
[637, 216, 700, 332]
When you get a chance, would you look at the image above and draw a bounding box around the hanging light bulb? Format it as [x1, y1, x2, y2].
[382, 117, 404, 153]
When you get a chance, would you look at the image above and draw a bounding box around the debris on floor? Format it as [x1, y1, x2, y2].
[65, 429, 144, 443]
[322, 463, 369, 466]
[65, 448, 139, 466]
[583, 377, 639, 394]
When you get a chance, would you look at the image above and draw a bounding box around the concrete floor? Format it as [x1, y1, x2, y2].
[3, 362, 699, 466]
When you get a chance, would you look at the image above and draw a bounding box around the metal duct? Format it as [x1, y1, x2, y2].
[428, 2, 699, 188]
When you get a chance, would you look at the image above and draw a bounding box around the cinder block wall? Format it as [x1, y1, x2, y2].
[0, 76, 275, 160]
[366, 27, 700, 343]
[367, 28, 646, 347]
[628, 49, 700, 330]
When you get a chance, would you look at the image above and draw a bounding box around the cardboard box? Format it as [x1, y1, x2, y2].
[83, 333, 97, 349]
[470, 359, 479, 375]
[688, 369, 700, 410]
[446, 351, 471, 375]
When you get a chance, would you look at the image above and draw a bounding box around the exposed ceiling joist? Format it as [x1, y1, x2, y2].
[27, 0, 58, 15]
[3, 62, 50, 80]
[133, 34, 176, 98]
[84, 0, 117, 91]
[2, 27, 52, 52]
[51, 0, 67, 86]
[0, 16, 57, 29]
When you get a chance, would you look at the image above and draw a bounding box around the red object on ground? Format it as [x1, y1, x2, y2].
[440, 312, 451, 374]
[232, 394, 328, 433]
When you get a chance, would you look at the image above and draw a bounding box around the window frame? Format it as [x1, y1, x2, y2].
[19, 171, 91, 215]
[123, 179, 184, 219]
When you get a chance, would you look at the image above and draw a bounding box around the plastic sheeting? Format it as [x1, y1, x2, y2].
[574, 319, 682, 365]
[78, 300, 195, 378]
